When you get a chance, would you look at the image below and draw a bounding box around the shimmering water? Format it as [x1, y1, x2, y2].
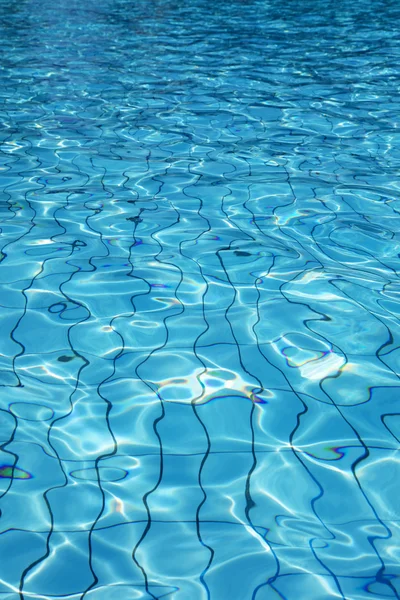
[1, 0, 400, 598]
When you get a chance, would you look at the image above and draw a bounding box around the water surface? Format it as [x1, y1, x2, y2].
[1, 0, 400, 598]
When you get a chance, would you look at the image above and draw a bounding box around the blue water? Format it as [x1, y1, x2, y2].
[1, 0, 400, 598]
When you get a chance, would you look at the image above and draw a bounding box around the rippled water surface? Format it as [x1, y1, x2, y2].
[1, 0, 400, 598]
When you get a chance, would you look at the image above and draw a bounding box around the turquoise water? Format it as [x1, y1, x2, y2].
[1, 0, 400, 597]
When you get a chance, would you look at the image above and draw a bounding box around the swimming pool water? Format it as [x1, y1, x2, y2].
[1, 0, 400, 598]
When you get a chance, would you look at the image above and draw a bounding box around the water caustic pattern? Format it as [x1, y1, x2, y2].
[0, 0, 400, 597]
